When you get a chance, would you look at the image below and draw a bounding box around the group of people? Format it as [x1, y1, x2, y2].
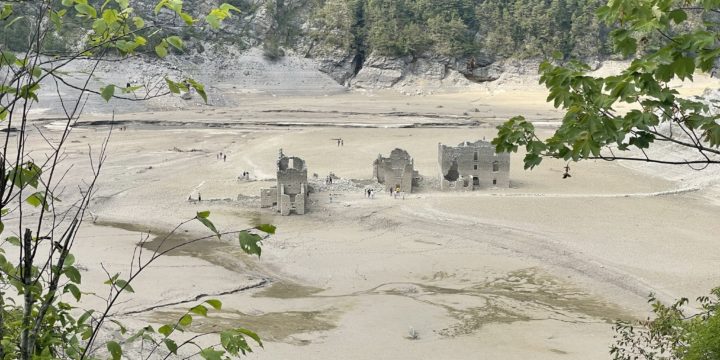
[239, 171, 251, 180]
[217, 152, 227, 162]
[188, 192, 202, 202]
[390, 186, 405, 200]
[362, 186, 405, 200]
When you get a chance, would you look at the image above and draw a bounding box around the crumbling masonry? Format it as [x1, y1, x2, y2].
[260, 149, 308, 215]
[438, 140, 510, 190]
[373, 148, 419, 193]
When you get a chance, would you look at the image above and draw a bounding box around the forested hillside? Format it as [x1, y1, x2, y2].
[2, 0, 611, 58]
[0, 0, 629, 88]
[308, 0, 612, 60]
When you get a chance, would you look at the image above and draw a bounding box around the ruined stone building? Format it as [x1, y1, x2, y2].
[438, 140, 510, 190]
[373, 148, 419, 192]
[260, 150, 308, 215]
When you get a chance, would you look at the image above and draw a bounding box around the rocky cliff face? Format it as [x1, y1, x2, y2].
[127, 0, 535, 91]
[115, 0, 549, 93]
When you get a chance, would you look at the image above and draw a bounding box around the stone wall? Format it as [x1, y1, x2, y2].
[260, 188, 277, 208]
[373, 148, 418, 193]
[438, 140, 510, 190]
[260, 150, 310, 215]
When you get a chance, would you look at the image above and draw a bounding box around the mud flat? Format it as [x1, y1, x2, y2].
[26, 86, 720, 359]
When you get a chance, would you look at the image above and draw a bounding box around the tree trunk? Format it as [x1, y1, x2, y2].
[20, 228, 33, 360]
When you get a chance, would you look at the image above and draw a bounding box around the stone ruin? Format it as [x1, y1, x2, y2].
[373, 148, 419, 193]
[260, 149, 308, 215]
[438, 140, 510, 190]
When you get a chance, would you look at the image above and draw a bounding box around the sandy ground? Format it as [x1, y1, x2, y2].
[13, 77, 720, 359]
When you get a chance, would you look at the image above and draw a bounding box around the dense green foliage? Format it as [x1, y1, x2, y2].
[309, 0, 614, 59]
[3, 0, 619, 61]
[0, 1, 269, 359]
[611, 289, 720, 360]
[493, 0, 720, 169]
[491, 1, 720, 357]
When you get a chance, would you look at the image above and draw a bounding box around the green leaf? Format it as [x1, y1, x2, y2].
[64, 253, 75, 267]
[219, 3, 241, 13]
[673, 56, 695, 80]
[102, 9, 117, 24]
[206, 14, 220, 29]
[190, 304, 208, 317]
[115, 279, 134, 293]
[104, 273, 119, 285]
[64, 266, 81, 283]
[107, 341, 122, 360]
[26, 192, 49, 210]
[78, 310, 94, 325]
[0, 4, 12, 20]
[61, 0, 73, 6]
[237, 328, 263, 347]
[110, 319, 128, 335]
[64, 283, 81, 301]
[220, 330, 251, 355]
[101, 85, 115, 102]
[668, 9, 687, 24]
[165, 78, 180, 94]
[154, 0, 167, 14]
[205, 299, 222, 310]
[186, 79, 207, 103]
[132, 16, 144, 29]
[523, 153, 543, 170]
[254, 224, 276, 234]
[158, 324, 174, 337]
[0, 221, 3, 235]
[200, 348, 225, 360]
[164, 338, 178, 354]
[197, 210, 210, 219]
[8, 163, 41, 190]
[75, 3, 97, 18]
[238, 231, 262, 257]
[165, 36, 183, 50]
[133, 36, 147, 46]
[50, 9, 65, 32]
[0, 51, 16, 66]
[180, 12, 194, 25]
[179, 314, 192, 327]
[196, 215, 219, 238]
[155, 42, 168, 58]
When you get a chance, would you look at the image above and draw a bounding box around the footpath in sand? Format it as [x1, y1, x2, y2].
[28, 82, 720, 359]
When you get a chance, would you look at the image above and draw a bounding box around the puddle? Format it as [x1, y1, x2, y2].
[362, 268, 630, 337]
[94, 220, 259, 273]
[253, 281, 323, 299]
[476, 268, 631, 323]
[244, 211, 278, 229]
[149, 309, 336, 345]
